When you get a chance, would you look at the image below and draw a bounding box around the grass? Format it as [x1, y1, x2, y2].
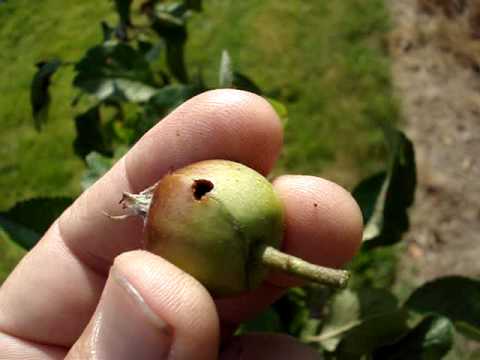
[0, 0, 398, 283]
[0, 1, 114, 209]
[187, 0, 397, 183]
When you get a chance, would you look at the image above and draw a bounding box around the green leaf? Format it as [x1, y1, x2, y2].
[347, 245, 398, 290]
[236, 307, 282, 335]
[184, 0, 202, 11]
[81, 152, 112, 190]
[218, 50, 233, 88]
[0, 197, 73, 250]
[149, 84, 198, 108]
[73, 106, 110, 159]
[352, 128, 416, 248]
[352, 172, 385, 230]
[266, 97, 288, 127]
[232, 72, 262, 94]
[165, 35, 188, 82]
[101, 21, 115, 42]
[149, 2, 189, 82]
[406, 276, 480, 341]
[308, 288, 408, 354]
[73, 43, 157, 102]
[138, 40, 163, 64]
[81, 147, 128, 190]
[84, 153, 111, 188]
[151, 25, 188, 82]
[0, 217, 40, 251]
[140, 84, 200, 131]
[272, 287, 313, 337]
[153, 2, 187, 27]
[30, 59, 62, 130]
[114, 0, 132, 26]
[373, 315, 454, 360]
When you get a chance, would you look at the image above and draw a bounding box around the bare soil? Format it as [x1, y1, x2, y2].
[387, 0, 480, 284]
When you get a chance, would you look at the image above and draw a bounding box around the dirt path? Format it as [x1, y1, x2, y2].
[387, 0, 480, 285]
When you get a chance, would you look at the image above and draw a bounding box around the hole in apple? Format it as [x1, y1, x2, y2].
[192, 179, 214, 200]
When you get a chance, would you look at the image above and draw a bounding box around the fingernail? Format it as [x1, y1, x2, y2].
[92, 268, 172, 360]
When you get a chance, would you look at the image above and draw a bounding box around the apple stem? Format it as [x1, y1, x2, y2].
[258, 245, 350, 288]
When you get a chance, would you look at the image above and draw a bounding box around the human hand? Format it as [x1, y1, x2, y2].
[0, 90, 362, 359]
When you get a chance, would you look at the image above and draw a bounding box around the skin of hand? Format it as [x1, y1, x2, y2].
[0, 90, 363, 360]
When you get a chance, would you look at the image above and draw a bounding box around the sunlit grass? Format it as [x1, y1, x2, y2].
[186, 0, 397, 185]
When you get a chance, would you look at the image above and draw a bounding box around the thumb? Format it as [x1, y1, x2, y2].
[66, 250, 220, 360]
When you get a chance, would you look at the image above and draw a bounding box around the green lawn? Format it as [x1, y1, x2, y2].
[187, 0, 396, 182]
[0, 0, 397, 283]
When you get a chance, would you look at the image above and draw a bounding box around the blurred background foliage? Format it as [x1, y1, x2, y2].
[0, 0, 397, 283]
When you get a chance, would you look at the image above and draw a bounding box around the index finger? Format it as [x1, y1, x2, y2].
[0, 89, 283, 347]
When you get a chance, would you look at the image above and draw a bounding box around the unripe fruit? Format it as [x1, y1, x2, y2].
[116, 160, 349, 297]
